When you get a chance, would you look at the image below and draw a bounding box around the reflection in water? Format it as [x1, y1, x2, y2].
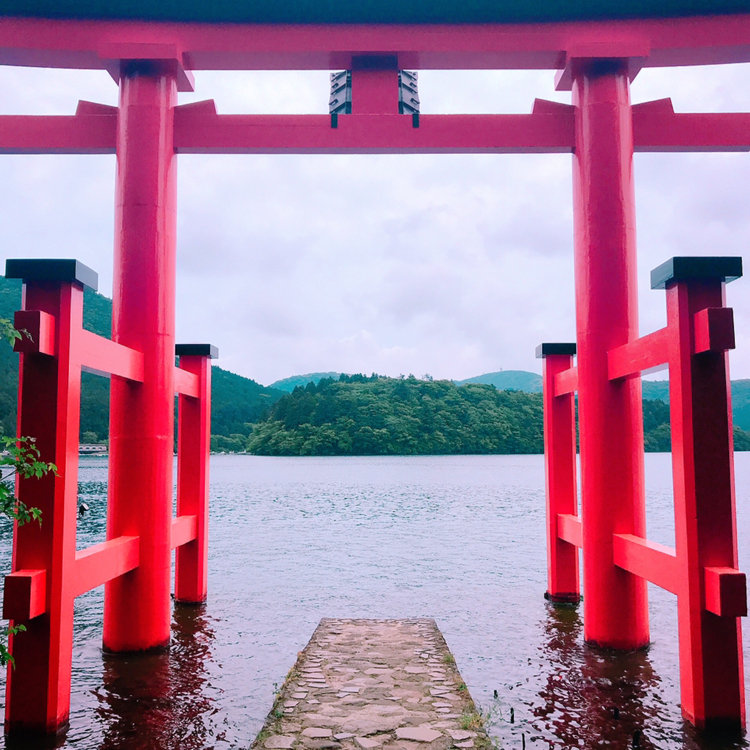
[96, 605, 221, 750]
[3, 723, 69, 750]
[533, 603, 660, 749]
[525, 604, 750, 750]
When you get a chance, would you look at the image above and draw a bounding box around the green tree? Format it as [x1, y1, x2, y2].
[247, 375, 546, 456]
[246, 373, 749, 457]
[0, 321, 55, 667]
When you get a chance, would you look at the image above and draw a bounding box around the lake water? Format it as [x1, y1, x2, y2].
[1, 452, 750, 749]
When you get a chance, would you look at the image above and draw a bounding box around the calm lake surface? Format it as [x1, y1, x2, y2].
[1, 452, 750, 749]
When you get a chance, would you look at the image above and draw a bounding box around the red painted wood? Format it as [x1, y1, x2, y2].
[556, 513, 582, 549]
[351, 66, 399, 115]
[704, 567, 747, 618]
[549, 259, 747, 728]
[572, 60, 649, 649]
[693, 307, 735, 354]
[170, 514, 198, 549]
[552, 366, 577, 396]
[541, 352, 580, 603]
[556, 48, 647, 92]
[607, 326, 670, 379]
[97, 42, 195, 91]
[173, 366, 200, 397]
[632, 100, 750, 152]
[5, 279, 82, 735]
[103, 63, 177, 653]
[174, 355, 211, 603]
[612, 534, 679, 595]
[73, 536, 140, 597]
[174, 353, 211, 603]
[4, 106, 750, 156]
[174, 111, 575, 154]
[4, 534, 144, 619]
[0, 8, 747, 734]
[2, 15, 750, 71]
[1, 1, 739, 26]
[79, 329, 144, 380]
[0, 113, 116, 154]
[2, 569, 47, 621]
[2, 265, 210, 735]
[667, 275, 745, 729]
[13, 310, 56, 355]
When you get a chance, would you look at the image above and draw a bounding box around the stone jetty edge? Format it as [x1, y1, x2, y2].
[250, 617, 493, 750]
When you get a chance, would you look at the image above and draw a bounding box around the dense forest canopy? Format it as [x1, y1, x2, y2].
[248, 374, 545, 455]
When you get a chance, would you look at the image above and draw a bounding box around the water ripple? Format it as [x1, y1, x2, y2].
[0, 453, 748, 749]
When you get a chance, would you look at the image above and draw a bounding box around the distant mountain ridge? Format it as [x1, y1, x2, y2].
[269, 372, 344, 392]
[451, 369, 750, 431]
[455, 370, 543, 392]
[270, 370, 547, 393]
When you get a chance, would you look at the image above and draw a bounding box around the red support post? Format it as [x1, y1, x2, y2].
[3, 259, 97, 735]
[537, 343, 580, 603]
[103, 61, 178, 652]
[350, 56, 400, 115]
[571, 59, 649, 648]
[174, 344, 217, 604]
[1, 259, 213, 735]
[654, 256, 745, 730]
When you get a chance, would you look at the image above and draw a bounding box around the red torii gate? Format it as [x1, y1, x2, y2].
[0, 1, 749, 739]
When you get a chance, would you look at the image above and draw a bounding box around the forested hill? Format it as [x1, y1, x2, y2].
[455, 370, 543, 392]
[246, 374, 750, 456]
[269, 372, 343, 392]
[248, 375, 545, 455]
[0, 276, 283, 442]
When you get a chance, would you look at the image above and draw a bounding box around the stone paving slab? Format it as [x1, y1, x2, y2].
[252, 618, 491, 750]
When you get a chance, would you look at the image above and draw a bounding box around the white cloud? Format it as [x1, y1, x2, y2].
[0, 62, 748, 385]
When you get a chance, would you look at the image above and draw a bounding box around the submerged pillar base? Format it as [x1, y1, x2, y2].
[544, 591, 581, 605]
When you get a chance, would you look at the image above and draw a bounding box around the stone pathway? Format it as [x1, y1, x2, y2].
[251, 618, 491, 750]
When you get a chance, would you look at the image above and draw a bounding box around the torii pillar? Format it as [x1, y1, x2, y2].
[569, 58, 650, 649]
[103, 60, 179, 652]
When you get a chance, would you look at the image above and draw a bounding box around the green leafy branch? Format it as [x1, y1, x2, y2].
[0, 625, 27, 668]
[0, 436, 54, 524]
[0, 318, 19, 346]
[0, 318, 55, 668]
[0, 436, 54, 668]
[0, 319, 30, 348]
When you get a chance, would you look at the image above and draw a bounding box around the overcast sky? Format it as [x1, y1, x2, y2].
[0, 62, 748, 386]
